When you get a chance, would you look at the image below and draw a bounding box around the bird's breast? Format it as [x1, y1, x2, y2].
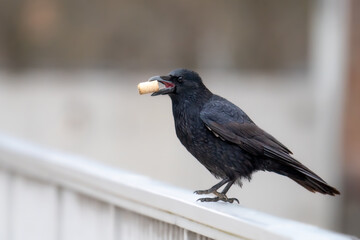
[172, 105, 255, 179]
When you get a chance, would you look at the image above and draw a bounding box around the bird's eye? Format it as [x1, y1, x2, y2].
[177, 76, 183, 83]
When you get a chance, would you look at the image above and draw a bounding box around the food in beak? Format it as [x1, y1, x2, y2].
[138, 80, 160, 95]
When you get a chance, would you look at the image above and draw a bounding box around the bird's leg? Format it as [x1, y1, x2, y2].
[194, 178, 230, 195]
[220, 180, 235, 195]
[218, 180, 239, 203]
[197, 179, 239, 204]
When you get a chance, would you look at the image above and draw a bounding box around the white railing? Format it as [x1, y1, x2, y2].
[0, 135, 353, 240]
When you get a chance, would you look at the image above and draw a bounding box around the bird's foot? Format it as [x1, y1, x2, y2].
[197, 191, 239, 204]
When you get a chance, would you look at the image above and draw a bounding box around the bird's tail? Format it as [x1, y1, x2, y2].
[273, 165, 340, 195]
[265, 147, 340, 196]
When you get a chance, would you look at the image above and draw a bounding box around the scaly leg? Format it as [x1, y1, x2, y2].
[194, 178, 230, 195]
[195, 178, 239, 204]
[221, 180, 235, 195]
[219, 180, 239, 203]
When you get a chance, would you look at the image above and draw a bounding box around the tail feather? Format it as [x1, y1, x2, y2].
[291, 175, 340, 196]
[265, 146, 340, 196]
[271, 165, 340, 195]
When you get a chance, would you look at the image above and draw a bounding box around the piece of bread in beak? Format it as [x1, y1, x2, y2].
[138, 80, 159, 95]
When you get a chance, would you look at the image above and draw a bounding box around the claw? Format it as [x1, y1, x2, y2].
[226, 198, 240, 204]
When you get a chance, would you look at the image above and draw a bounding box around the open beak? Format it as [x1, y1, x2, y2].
[148, 75, 176, 96]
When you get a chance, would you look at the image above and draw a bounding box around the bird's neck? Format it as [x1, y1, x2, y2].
[170, 87, 212, 111]
[170, 88, 212, 130]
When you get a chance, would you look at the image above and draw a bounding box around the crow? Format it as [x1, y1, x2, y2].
[149, 68, 340, 203]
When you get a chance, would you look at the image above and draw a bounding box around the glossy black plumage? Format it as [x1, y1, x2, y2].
[150, 69, 340, 203]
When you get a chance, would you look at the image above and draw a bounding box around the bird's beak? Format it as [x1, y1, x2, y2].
[148, 75, 176, 96]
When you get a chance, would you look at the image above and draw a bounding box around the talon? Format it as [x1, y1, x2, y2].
[226, 198, 240, 204]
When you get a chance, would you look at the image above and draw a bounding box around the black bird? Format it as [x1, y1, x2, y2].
[149, 68, 340, 203]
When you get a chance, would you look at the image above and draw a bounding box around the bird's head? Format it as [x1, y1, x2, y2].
[149, 69, 206, 97]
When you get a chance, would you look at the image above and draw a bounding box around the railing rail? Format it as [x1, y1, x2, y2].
[0, 135, 354, 240]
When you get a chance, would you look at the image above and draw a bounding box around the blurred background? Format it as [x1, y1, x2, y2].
[0, 0, 359, 237]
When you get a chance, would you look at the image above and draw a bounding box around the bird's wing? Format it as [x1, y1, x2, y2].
[200, 97, 337, 192]
[200, 99, 292, 156]
[199, 100, 328, 181]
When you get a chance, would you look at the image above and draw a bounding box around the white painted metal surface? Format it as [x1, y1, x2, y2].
[10, 176, 58, 240]
[0, 135, 354, 240]
[0, 169, 10, 240]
